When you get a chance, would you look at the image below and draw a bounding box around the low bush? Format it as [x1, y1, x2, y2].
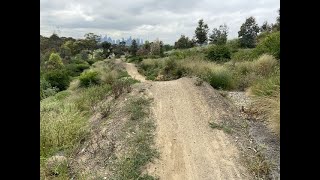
[44, 69, 71, 91]
[79, 70, 100, 87]
[161, 58, 186, 80]
[254, 32, 280, 60]
[206, 45, 231, 62]
[65, 63, 90, 77]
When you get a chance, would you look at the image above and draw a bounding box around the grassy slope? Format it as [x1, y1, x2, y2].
[135, 45, 280, 136]
[40, 59, 156, 179]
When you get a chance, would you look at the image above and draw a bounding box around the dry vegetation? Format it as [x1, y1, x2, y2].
[40, 59, 152, 179]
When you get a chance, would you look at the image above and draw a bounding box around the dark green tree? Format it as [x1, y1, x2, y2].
[160, 41, 164, 56]
[101, 41, 112, 58]
[260, 21, 272, 33]
[174, 35, 195, 49]
[238, 16, 260, 48]
[130, 39, 138, 56]
[195, 19, 209, 45]
[209, 24, 228, 45]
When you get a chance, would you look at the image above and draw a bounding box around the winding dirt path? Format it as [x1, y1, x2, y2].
[122, 59, 252, 180]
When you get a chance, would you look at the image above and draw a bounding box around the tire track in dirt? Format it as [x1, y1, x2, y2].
[123, 59, 252, 180]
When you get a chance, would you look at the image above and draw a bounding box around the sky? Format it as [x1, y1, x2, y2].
[40, 0, 280, 45]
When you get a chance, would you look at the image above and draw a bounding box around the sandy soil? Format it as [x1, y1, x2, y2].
[124, 60, 252, 180]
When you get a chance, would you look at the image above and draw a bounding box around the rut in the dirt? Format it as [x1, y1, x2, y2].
[123, 60, 252, 180]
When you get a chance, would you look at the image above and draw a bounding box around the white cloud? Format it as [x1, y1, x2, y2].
[40, 0, 279, 44]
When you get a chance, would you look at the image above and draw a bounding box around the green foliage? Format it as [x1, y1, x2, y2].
[101, 41, 112, 58]
[128, 56, 143, 63]
[250, 69, 280, 97]
[231, 48, 256, 61]
[206, 45, 231, 62]
[79, 70, 100, 87]
[174, 35, 195, 49]
[130, 39, 138, 56]
[40, 100, 88, 157]
[84, 33, 101, 59]
[47, 52, 64, 70]
[205, 68, 234, 90]
[209, 24, 228, 45]
[40, 77, 59, 100]
[195, 19, 209, 45]
[65, 63, 90, 77]
[163, 44, 173, 51]
[260, 21, 272, 33]
[254, 32, 280, 59]
[226, 39, 241, 53]
[112, 97, 157, 180]
[44, 69, 71, 91]
[238, 16, 260, 48]
[162, 58, 186, 80]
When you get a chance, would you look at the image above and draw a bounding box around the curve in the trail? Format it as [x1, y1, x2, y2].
[123, 60, 252, 180]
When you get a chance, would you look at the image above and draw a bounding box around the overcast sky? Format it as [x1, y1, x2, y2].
[40, 0, 279, 45]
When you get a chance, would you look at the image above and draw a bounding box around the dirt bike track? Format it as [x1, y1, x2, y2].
[123, 60, 252, 180]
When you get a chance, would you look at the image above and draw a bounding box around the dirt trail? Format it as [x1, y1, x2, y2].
[123, 59, 252, 180]
[122, 61, 148, 82]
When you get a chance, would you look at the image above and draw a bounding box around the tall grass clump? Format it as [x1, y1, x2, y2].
[40, 100, 88, 158]
[205, 66, 234, 90]
[251, 54, 278, 77]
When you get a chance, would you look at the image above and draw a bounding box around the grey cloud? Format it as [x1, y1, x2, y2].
[40, 0, 279, 44]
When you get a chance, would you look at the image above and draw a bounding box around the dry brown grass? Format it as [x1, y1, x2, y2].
[250, 93, 280, 136]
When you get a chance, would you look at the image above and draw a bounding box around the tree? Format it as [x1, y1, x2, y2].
[60, 41, 73, 60]
[46, 52, 64, 70]
[195, 19, 209, 45]
[163, 44, 173, 51]
[238, 16, 260, 48]
[260, 21, 272, 33]
[84, 33, 101, 59]
[209, 24, 228, 45]
[160, 41, 164, 57]
[272, 9, 280, 31]
[150, 40, 161, 55]
[130, 39, 138, 56]
[174, 35, 195, 49]
[101, 41, 112, 58]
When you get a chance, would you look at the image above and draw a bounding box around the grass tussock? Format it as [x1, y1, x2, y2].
[40, 59, 139, 179]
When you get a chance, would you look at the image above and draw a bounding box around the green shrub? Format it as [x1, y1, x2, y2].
[79, 70, 100, 87]
[65, 63, 90, 77]
[226, 39, 241, 53]
[231, 48, 256, 61]
[206, 45, 231, 62]
[47, 53, 64, 70]
[44, 69, 71, 91]
[205, 68, 234, 90]
[129, 56, 143, 63]
[254, 32, 280, 59]
[162, 59, 186, 80]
